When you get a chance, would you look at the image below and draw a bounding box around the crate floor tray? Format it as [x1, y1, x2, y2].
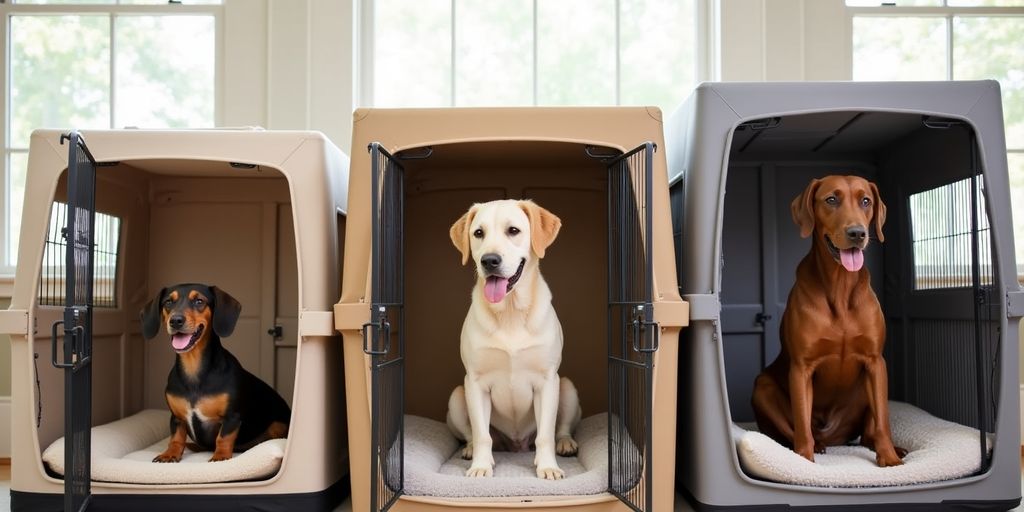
[42, 409, 286, 484]
[404, 412, 608, 498]
[733, 401, 990, 487]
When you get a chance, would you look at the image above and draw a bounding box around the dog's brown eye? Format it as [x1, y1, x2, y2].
[473, 229, 484, 239]
[507, 226, 520, 236]
[193, 298, 205, 307]
[860, 197, 871, 208]
[825, 196, 838, 206]
[163, 299, 173, 308]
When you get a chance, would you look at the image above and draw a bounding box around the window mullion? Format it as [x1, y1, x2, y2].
[109, 13, 116, 129]
[946, 14, 953, 81]
[1, 9, 9, 269]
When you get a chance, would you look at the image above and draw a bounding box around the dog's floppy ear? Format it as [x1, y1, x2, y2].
[869, 182, 887, 243]
[210, 286, 242, 338]
[791, 179, 821, 239]
[449, 205, 478, 266]
[140, 287, 167, 340]
[520, 200, 561, 259]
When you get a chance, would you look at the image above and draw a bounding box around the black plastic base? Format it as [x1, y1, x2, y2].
[679, 485, 1021, 512]
[11, 476, 350, 512]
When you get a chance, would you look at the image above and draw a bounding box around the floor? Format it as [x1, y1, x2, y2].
[1, 463, 1021, 511]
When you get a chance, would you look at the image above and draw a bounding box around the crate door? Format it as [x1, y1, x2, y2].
[607, 142, 657, 512]
[53, 132, 97, 512]
[901, 163, 998, 472]
[365, 143, 405, 512]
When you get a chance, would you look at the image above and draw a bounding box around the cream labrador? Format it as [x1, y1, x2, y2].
[446, 199, 582, 480]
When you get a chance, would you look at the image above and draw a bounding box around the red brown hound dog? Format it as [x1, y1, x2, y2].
[751, 175, 907, 467]
[141, 284, 290, 462]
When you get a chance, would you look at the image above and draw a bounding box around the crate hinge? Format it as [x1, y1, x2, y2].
[1007, 290, 1024, 318]
[682, 294, 719, 322]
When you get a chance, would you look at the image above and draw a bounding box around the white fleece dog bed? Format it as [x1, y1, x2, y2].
[404, 413, 608, 498]
[42, 409, 286, 485]
[734, 401, 991, 487]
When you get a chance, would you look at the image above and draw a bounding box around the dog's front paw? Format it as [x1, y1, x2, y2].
[556, 436, 578, 456]
[876, 450, 904, 467]
[152, 452, 182, 463]
[460, 442, 473, 460]
[795, 447, 815, 463]
[813, 441, 826, 455]
[209, 453, 233, 462]
[466, 465, 493, 477]
[537, 466, 565, 480]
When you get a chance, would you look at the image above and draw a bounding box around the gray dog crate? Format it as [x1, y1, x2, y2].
[667, 81, 1023, 511]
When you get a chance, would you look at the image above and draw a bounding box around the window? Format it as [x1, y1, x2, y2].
[910, 178, 993, 290]
[3, 1, 220, 270]
[361, 0, 699, 114]
[39, 202, 121, 308]
[848, 1, 1024, 282]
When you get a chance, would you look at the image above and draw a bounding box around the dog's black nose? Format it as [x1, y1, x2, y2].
[480, 253, 502, 271]
[846, 226, 867, 243]
[169, 314, 185, 330]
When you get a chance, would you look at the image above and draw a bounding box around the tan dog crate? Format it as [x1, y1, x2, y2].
[334, 107, 688, 512]
[3, 129, 350, 511]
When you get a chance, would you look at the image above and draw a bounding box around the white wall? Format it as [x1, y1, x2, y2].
[228, 0, 851, 149]
[717, 0, 851, 82]
[222, 0, 355, 154]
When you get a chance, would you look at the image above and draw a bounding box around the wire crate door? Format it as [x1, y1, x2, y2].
[607, 142, 657, 512]
[365, 142, 405, 512]
[53, 132, 96, 512]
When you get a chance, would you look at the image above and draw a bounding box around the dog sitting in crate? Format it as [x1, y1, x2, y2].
[141, 283, 291, 462]
[752, 176, 906, 467]
[446, 199, 582, 480]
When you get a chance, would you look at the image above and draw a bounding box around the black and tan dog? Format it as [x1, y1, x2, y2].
[141, 283, 291, 462]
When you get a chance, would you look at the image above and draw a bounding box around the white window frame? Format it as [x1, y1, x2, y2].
[0, 2, 224, 278]
[847, 1, 1024, 282]
[354, 0, 712, 108]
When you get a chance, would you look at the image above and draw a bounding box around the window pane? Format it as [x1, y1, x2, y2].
[953, 16, 1024, 149]
[10, 16, 111, 148]
[114, 15, 215, 128]
[1009, 153, 1024, 283]
[454, 0, 532, 106]
[374, 0, 451, 107]
[852, 17, 947, 81]
[620, 0, 695, 114]
[8, 153, 28, 265]
[537, 0, 615, 105]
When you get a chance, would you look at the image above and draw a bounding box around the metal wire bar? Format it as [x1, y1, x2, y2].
[368, 142, 405, 512]
[607, 142, 655, 512]
[38, 202, 119, 308]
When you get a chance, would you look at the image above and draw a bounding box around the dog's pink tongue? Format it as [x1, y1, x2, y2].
[840, 248, 864, 272]
[171, 333, 192, 350]
[484, 276, 509, 303]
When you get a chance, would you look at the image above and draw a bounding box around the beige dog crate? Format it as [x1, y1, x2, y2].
[334, 107, 688, 512]
[3, 129, 350, 511]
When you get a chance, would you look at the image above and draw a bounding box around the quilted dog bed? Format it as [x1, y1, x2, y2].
[734, 401, 991, 487]
[42, 409, 286, 485]
[404, 413, 608, 498]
